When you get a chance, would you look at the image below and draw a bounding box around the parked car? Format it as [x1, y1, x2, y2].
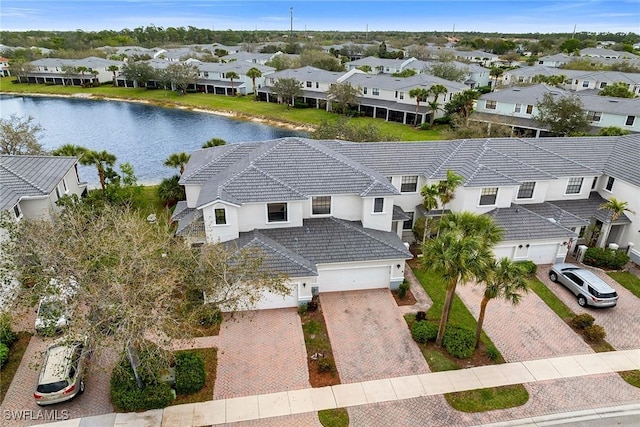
[34, 338, 88, 405]
[34, 277, 78, 335]
[549, 263, 618, 308]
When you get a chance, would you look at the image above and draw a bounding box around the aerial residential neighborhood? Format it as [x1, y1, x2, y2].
[1, 1, 640, 426]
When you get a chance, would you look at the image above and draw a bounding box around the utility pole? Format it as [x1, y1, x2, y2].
[290, 7, 293, 38]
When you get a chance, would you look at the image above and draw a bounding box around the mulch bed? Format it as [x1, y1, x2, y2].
[300, 304, 341, 387]
[392, 288, 417, 306]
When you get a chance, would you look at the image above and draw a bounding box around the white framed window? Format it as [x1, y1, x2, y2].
[400, 176, 418, 193]
[403, 212, 414, 230]
[582, 81, 589, 88]
[517, 182, 535, 199]
[399, 92, 404, 100]
[626, 116, 635, 126]
[55, 186, 61, 199]
[311, 196, 331, 215]
[565, 177, 583, 194]
[214, 208, 227, 225]
[526, 104, 533, 114]
[479, 187, 498, 205]
[600, 82, 607, 89]
[605, 177, 615, 192]
[363, 87, 368, 94]
[373, 197, 384, 213]
[586, 111, 601, 122]
[514, 103, 522, 113]
[315, 82, 319, 89]
[372, 88, 380, 96]
[306, 81, 312, 88]
[485, 100, 497, 110]
[13, 203, 22, 220]
[62, 178, 68, 193]
[267, 202, 288, 222]
[591, 177, 598, 190]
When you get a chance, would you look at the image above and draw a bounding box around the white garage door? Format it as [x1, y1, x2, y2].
[528, 244, 560, 264]
[493, 246, 514, 260]
[319, 266, 390, 293]
[252, 285, 298, 310]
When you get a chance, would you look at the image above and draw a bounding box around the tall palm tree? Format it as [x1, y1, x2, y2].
[420, 183, 440, 242]
[428, 84, 448, 125]
[107, 65, 119, 86]
[422, 211, 503, 346]
[81, 150, 116, 190]
[245, 67, 262, 99]
[597, 197, 635, 247]
[474, 258, 528, 347]
[202, 138, 227, 148]
[437, 170, 464, 212]
[51, 144, 88, 178]
[75, 66, 88, 86]
[226, 71, 240, 96]
[163, 152, 191, 175]
[409, 87, 430, 127]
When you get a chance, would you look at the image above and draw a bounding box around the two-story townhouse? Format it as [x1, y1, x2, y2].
[403, 60, 491, 89]
[501, 65, 583, 87]
[173, 134, 640, 310]
[537, 53, 573, 68]
[568, 71, 640, 95]
[0, 155, 87, 223]
[222, 51, 283, 65]
[471, 84, 640, 136]
[579, 48, 639, 60]
[26, 57, 123, 86]
[172, 138, 412, 309]
[193, 61, 275, 95]
[450, 50, 500, 67]
[344, 57, 415, 74]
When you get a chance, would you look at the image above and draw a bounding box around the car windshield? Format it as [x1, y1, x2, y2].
[36, 380, 69, 393]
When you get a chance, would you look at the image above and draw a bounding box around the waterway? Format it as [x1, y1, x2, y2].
[0, 94, 308, 186]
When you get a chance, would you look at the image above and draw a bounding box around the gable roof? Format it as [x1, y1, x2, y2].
[487, 205, 577, 241]
[0, 155, 78, 210]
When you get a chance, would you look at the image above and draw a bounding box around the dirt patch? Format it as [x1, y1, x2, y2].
[300, 303, 341, 387]
[392, 288, 417, 306]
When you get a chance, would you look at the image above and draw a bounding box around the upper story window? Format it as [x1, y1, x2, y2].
[626, 116, 635, 126]
[400, 176, 418, 193]
[586, 111, 601, 122]
[514, 103, 522, 113]
[315, 82, 319, 89]
[600, 82, 607, 89]
[363, 87, 368, 94]
[565, 177, 583, 194]
[55, 186, 61, 199]
[582, 81, 590, 88]
[306, 81, 312, 88]
[517, 182, 536, 199]
[403, 212, 414, 230]
[373, 197, 384, 213]
[591, 177, 598, 190]
[526, 105, 533, 114]
[399, 92, 404, 100]
[267, 202, 287, 222]
[485, 100, 497, 110]
[605, 177, 615, 191]
[13, 203, 22, 220]
[479, 187, 498, 205]
[62, 178, 68, 193]
[372, 88, 380, 96]
[214, 208, 227, 225]
[311, 196, 331, 215]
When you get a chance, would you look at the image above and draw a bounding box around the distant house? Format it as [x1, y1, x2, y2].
[0, 155, 87, 223]
[25, 57, 123, 86]
[0, 57, 10, 77]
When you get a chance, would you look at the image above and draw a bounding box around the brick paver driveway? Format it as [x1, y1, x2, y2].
[213, 309, 310, 400]
[320, 289, 430, 384]
[537, 264, 640, 350]
[0, 336, 115, 427]
[456, 281, 592, 362]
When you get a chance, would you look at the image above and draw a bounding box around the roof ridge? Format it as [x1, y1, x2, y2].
[519, 138, 602, 175]
[0, 162, 48, 193]
[515, 204, 575, 235]
[485, 146, 555, 179]
[181, 144, 243, 182]
[330, 217, 409, 256]
[246, 231, 317, 276]
[429, 140, 465, 179]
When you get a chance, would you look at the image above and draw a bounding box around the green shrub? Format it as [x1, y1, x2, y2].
[583, 247, 629, 270]
[571, 313, 595, 329]
[0, 342, 9, 367]
[433, 116, 451, 125]
[197, 304, 222, 327]
[516, 260, 537, 276]
[583, 324, 606, 343]
[411, 321, 438, 343]
[0, 312, 17, 346]
[420, 122, 432, 130]
[398, 281, 410, 299]
[317, 358, 334, 373]
[443, 325, 476, 359]
[110, 358, 174, 411]
[175, 352, 205, 395]
[485, 345, 500, 362]
[298, 303, 308, 316]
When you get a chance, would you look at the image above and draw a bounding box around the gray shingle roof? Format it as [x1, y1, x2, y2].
[486, 206, 577, 241]
[0, 155, 78, 210]
[517, 202, 589, 229]
[549, 192, 632, 225]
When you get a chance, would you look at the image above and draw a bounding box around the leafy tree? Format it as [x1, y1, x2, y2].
[81, 149, 117, 190]
[408, 87, 430, 127]
[357, 65, 372, 73]
[327, 82, 362, 115]
[475, 258, 528, 347]
[164, 152, 191, 175]
[391, 69, 417, 77]
[0, 114, 46, 155]
[311, 117, 393, 142]
[271, 78, 303, 109]
[429, 62, 467, 82]
[598, 82, 636, 98]
[9, 59, 35, 83]
[531, 74, 568, 87]
[559, 38, 581, 54]
[226, 71, 240, 95]
[445, 90, 479, 118]
[121, 61, 156, 88]
[202, 138, 226, 148]
[598, 126, 629, 136]
[265, 54, 300, 71]
[299, 50, 343, 71]
[157, 175, 186, 207]
[245, 67, 262, 97]
[533, 93, 590, 136]
[444, 114, 514, 139]
[165, 62, 199, 94]
[422, 212, 503, 346]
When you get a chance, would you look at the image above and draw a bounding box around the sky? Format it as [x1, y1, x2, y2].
[0, 0, 638, 35]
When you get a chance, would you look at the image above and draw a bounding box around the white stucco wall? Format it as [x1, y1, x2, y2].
[544, 177, 595, 201]
[361, 196, 393, 231]
[202, 202, 239, 243]
[185, 185, 201, 209]
[603, 179, 640, 250]
[236, 201, 304, 231]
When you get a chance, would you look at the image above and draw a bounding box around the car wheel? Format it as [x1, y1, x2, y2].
[577, 295, 587, 307]
[549, 271, 558, 282]
[79, 380, 85, 394]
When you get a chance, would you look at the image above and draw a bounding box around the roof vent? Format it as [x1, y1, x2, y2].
[609, 99, 619, 103]
[512, 89, 520, 92]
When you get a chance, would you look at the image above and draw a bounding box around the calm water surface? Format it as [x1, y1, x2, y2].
[0, 94, 307, 186]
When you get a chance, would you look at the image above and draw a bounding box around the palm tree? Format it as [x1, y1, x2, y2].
[408, 87, 430, 127]
[474, 258, 528, 347]
[51, 144, 88, 178]
[422, 212, 503, 346]
[226, 71, 240, 96]
[81, 150, 116, 190]
[428, 84, 448, 125]
[163, 152, 191, 175]
[437, 170, 464, 212]
[489, 67, 503, 91]
[107, 65, 119, 87]
[245, 67, 262, 99]
[75, 66, 88, 86]
[202, 138, 227, 148]
[597, 197, 636, 247]
[420, 184, 440, 242]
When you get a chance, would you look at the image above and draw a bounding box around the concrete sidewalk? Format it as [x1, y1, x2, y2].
[31, 349, 640, 427]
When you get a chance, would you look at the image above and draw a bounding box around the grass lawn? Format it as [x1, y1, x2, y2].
[1, 77, 443, 142]
[608, 271, 640, 299]
[445, 385, 529, 412]
[300, 305, 341, 387]
[0, 332, 32, 404]
[169, 347, 217, 406]
[619, 370, 640, 388]
[318, 408, 349, 427]
[526, 277, 575, 321]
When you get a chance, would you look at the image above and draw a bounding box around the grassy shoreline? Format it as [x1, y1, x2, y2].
[0, 77, 442, 141]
